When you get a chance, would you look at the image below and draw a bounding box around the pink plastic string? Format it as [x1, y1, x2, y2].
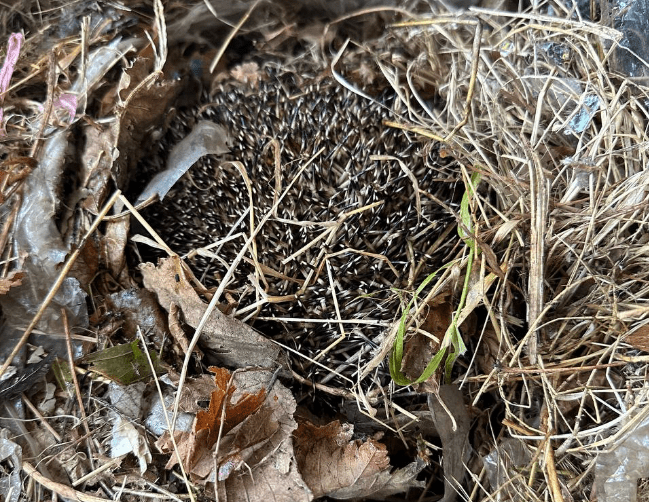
[0, 33, 23, 134]
[0, 33, 23, 98]
[54, 93, 77, 123]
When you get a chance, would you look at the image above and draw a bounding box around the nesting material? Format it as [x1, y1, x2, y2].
[146, 70, 458, 388]
[384, 8, 649, 502]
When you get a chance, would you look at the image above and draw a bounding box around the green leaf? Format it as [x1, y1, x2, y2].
[390, 170, 483, 387]
[459, 171, 482, 246]
[389, 264, 452, 385]
[83, 340, 161, 385]
[52, 358, 75, 397]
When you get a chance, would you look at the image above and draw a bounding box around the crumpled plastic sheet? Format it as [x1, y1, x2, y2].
[136, 120, 231, 204]
[602, 0, 649, 77]
[596, 411, 649, 502]
[109, 382, 152, 474]
[513, 76, 600, 137]
[0, 129, 88, 337]
[0, 37, 139, 362]
[482, 438, 531, 501]
[0, 430, 22, 502]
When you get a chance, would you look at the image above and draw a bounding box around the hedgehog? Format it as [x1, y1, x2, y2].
[142, 64, 461, 394]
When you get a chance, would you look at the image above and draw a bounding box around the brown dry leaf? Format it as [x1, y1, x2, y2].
[194, 367, 266, 447]
[294, 420, 425, 500]
[627, 325, 649, 352]
[216, 381, 312, 501]
[86, 55, 183, 213]
[105, 288, 168, 348]
[156, 428, 210, 474]
[165, 370, 215, 413]
[103, 214, 130, 284]
[67, 237, 100, 288]
[0, 271, 23, 295]
[476, 326, 501, 376]
[157, 377, 312, 500]
[168, 303, 203, 359]
[401, 293, 453, 385]
[140, 256, 281, 368]
[427, 385, 471, 502]
[113, 58, 184, 190]
[79, 120, 120, 214]
[158, 367, 266, 466]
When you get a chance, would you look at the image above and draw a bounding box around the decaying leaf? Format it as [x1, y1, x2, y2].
[103, 214, 130, 284]
[108, 382, 151, 474]
[105, 288, 168, 348]
[168, 302, 203, 358]
[140, 257, 281, 368]
[83, 340, 161, 385]
[157, 367, 269, 472]
[427, 385, 471, 502]
[294, 420, 425, 500]
[216, 381, 312, 501]
[79, 119, 120, 214]
[401, 293, 452, 390]
[194, 367, 266, 447]
[627, 324, 649, 352]
[165, 369, 218, 413]
[0, 271, 23, 295]
[156, 369, 312, 500]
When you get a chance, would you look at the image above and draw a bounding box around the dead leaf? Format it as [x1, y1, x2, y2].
[165, 370, 217, 413]
[427, 385, 471, 502]
[79, 120, 119, 214]
[216, 382, 312, 501]
[0, 271, 23, 294]
[103, 214, 130, 284]
[195, 367, 266, 447]
[294, 420, 425, 500]
[476, 326, 501, 376]
[627, 325, 649, 352]
[108, 382, 151, 474]
[401, 293, 452, 385]
[140, 257, 281, 368]
[105, 288, 168, 348]
[169, 302, 203, 358]
[113, 58, 184, 190]
[157, 374, 312, 500]
[67, 237, 100, 289]
[157, 367, 270, 470]
[83, 340, 161, 385]
[89, 56, 184, 212]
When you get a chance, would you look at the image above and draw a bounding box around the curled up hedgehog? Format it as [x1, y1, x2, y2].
[140, 61, 461, 402]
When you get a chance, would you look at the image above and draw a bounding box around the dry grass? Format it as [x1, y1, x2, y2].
[367, 2, 649, 500]
[2, 1, 649, 501]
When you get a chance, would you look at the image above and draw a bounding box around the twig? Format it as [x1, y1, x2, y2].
[209, 0, 260, 73]
[21, 393, 61, 442]
[23, 462, 111, 502]
[136, 327, 196, 502]
[71, 457, 123, 488]
[62, 309, 91, 438]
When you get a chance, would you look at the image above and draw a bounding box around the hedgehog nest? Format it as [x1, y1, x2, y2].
[144, 66, 460, 391]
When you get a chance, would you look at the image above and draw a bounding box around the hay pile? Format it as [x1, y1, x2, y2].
[388, 7, 649, 500]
